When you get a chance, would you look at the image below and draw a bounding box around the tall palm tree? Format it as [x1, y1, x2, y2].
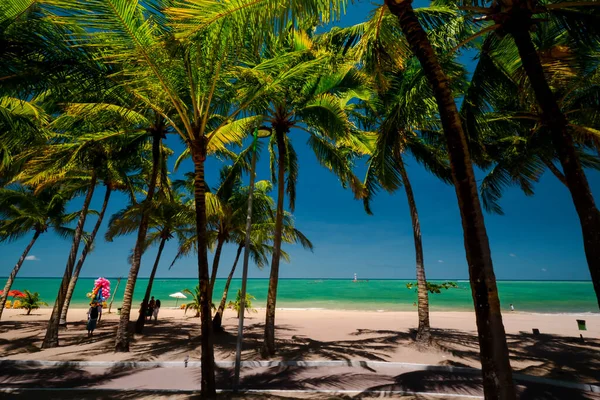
[234, 29, 365, 356]
[352, 62, 456, 344]
[213, 210, 313, 331]
[442, 0, 600, 312]
[350, 0, 517, 396]
[49, 1, 348, 394]
[172, 156, 277, 300]
[0, 186, 72, 320]
[14, 122, 152, 347]
[460, 28, 600, 217]
[324, 10, 465, 344]
[56, 102, 154, 327]
[106, 191, 195, 333]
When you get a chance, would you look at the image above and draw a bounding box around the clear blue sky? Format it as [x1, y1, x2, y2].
[2, 0, 599, 281]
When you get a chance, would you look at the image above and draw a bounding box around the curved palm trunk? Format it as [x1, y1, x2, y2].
[42, 172, 97, 349]
[397, 155, 430, 344]
[60, 186, 112, 326]
[511, 28, 600, 310]
[135, 234, 168, 334]
[0, 230, 41, 320]
[213, 243, 243, 331]
[191, 137, 216, 398]
[384, 1, 516, 398]
[263, 128, 286, 357]
[209, 237, 225, 300]
[115, 133, 162, 352]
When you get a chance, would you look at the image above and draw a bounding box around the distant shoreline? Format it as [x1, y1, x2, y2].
[3, 277, 595, 282]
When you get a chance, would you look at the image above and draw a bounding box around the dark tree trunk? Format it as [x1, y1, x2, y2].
[135, 235, 168, 333]
[384, 1, 516, 398]
[511, 28, 600, 310]
[191, 137, 216, 399]
[115, 132, 162, 352]
[209, 237, 225, 300]
[263, 128, 286, 357]
[213, 243, 243, 331]
[397, 155, 430, 344]
[60, 186, 112, 326]
[42, 172, 97, 348]
[0, 230, 41, 320]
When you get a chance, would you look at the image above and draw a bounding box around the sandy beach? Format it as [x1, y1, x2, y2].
[1, 307, 598, 386]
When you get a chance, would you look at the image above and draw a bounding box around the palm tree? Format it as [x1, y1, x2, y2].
[56, 103, 153, 327]
[442, 0, 600, 311]
[459, 20, 600, 310]
[361, 0, 518, 396]
[0, 186, 72, 320]
[18, 290, 48, 315]
[13, 118, 153, 348]
[213, 211, 312, 331]
[182, 285, 215, 317]
[48, 1, 348, 394]
[233, 29, 365, 356]
[106, 190, 195, 333]
[327, 12, 462, 344]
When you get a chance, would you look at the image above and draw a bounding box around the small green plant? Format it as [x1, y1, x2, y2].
[19, 290, 48, 315]
[227, 290, 257, 318]
[182, 285, 215, 317]
[406, 281, 458, 294]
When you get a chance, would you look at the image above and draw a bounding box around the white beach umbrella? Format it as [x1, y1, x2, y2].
[169, 292, 187, 307]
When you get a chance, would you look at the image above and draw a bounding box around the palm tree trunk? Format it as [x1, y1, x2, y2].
[213, 243, 243, 331]
[60, 186, 112, 326]
[397, 155, 430, 344]
[42, 172, 97, 349]
[263, 128, 286, 357]
[191, 136, 216, 398]
[384, 1, 516, 398]
[209, 237, 225, 299]
[0, 230, 41, 321]
[115, 132, 162, 352]
[135, 235, 168, 334]
[511, 28, 600, 310]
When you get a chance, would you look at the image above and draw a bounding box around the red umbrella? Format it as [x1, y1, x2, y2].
[0, 290, 25, 298]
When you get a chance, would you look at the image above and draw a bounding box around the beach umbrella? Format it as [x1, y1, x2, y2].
[0, 290, 25, 299]
[169, 292, 187, 307]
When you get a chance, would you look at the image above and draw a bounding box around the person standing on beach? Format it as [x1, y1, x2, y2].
[510, 304, 515, 312]
[87, 302, 99, 337]
[153, 298, 161, 322]
[148, 296, 156, 321]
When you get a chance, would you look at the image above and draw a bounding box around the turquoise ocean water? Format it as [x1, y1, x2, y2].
[5, 278, 598, 313]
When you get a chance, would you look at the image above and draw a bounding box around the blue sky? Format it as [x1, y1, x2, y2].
[2, 0, 599, 281]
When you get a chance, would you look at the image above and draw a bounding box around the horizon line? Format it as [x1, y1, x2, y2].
[7, 277, 594, 282]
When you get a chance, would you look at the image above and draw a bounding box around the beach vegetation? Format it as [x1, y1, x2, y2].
[19, 290, 48, 315]
[228, 290, 258, 318]
[406, 281, 459, 294]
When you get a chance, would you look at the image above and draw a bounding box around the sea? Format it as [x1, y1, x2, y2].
[5, 278, 598, 314]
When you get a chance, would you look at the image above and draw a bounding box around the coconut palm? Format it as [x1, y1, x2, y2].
[0, 186, 72, 320]
[345, 61, 458, 344]
[18, 290, 48, 315]
[232, 29, 365, 356]
[212, 211, 312, 330]
[106, 190, 195, 333]
[440, 0, 600, 314]
[13, 119, 155, 348]
[56, 102, 156, 327]
[460, 31, 600, 212]
[325, 10, 468, 344]
[47, 0, 349, 393]
[355, 0, 518, 395]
